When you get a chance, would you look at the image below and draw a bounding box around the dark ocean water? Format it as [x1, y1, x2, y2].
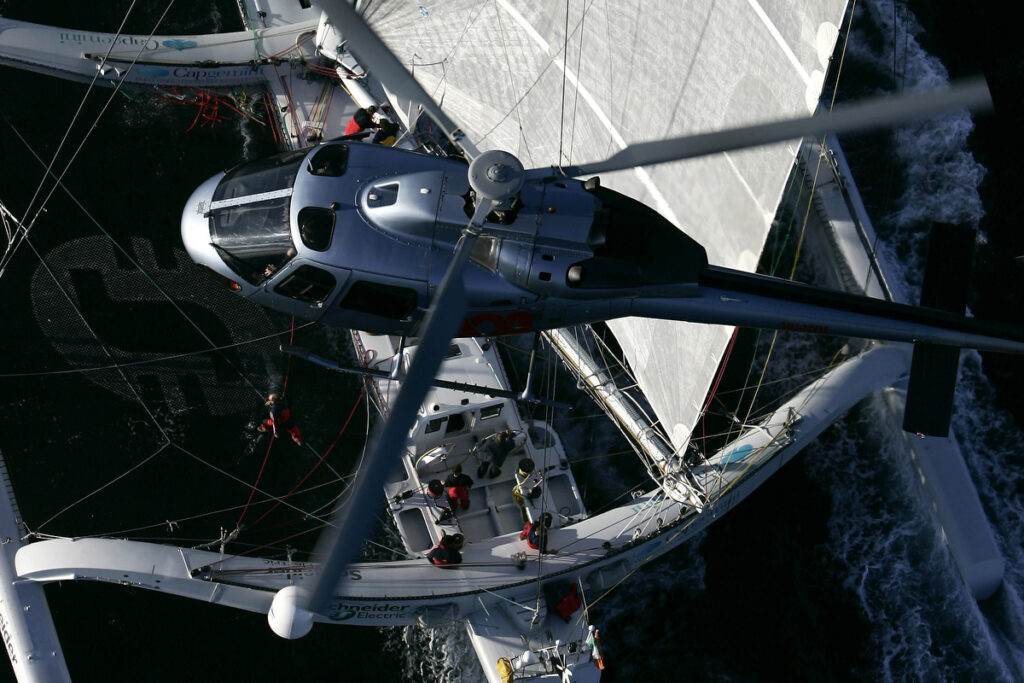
[2, 1, 1023, 682]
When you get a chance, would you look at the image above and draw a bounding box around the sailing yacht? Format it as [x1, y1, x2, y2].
[0, 1, 1014, 681]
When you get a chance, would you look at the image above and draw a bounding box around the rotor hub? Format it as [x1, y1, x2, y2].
[469, 149, 525, 205]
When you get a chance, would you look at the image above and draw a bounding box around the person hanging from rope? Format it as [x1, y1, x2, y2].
[520, 511, 553, 553]
[257, 392, 302, 445]
[426, 532, 464, 566]
[445, 463, 474, 511]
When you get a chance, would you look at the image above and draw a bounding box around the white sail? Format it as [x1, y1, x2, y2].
[364, 0, 849, 450]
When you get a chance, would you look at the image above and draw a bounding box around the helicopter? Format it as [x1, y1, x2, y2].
[181, 93, 1019, 352]
[177, 0, 1023, 624]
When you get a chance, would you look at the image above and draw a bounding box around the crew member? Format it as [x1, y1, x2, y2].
[445, 463, 473, 511]
[345, 105, 382, 135]
[427, 479, 454, 523]
[372, 119, 400, 146]
[426, 533, 463, 566]
[555, 583, 582, 622]
[257, 393, 302, 445]
[479, 429, 516, 479]
[520, 512, 552, 552]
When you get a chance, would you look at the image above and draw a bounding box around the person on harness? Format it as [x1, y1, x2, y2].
[257, 393, 302, 445]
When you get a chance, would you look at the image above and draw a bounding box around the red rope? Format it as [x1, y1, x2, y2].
[238, 318, 298, 526]
[263, 91, 282, 147]
[698, 327, 739, 449]
[247, 383, 366, 529]
[237, 432, 277, 526]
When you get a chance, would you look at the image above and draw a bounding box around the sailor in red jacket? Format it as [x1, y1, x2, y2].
[520, 512, 553, 552]
[345, 105, 381, 135]
[257, 393, 302, 445]
[427, 533, 463, 566]
[445, 463, 473, 510]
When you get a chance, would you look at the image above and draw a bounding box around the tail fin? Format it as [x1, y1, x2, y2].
[903, 223, 975, 436]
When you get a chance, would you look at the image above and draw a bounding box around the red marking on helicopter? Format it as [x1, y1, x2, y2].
[457, 311, 534, 337]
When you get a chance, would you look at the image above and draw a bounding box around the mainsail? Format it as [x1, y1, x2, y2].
[364, 0, 849, 450]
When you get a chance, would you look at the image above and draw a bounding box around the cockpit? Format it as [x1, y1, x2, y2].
[200, 144, 350, 287]
[205, 148, 305, 285]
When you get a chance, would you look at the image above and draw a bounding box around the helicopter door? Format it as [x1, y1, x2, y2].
[249, 259, 351, 320]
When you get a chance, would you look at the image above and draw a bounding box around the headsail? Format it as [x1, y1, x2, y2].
[364, 0, 849, 450]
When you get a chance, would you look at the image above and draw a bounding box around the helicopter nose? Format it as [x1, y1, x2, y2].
[180, 172, 224, 271]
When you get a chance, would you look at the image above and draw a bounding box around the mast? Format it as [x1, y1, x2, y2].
[544, 328, 704, 509]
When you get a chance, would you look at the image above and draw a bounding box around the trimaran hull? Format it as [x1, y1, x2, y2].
[0, 1, 1005, 681]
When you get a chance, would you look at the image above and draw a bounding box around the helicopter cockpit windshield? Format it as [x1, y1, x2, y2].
[207, 149, 307, 285]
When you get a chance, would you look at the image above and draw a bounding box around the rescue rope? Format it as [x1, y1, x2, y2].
[247, 383, 367, 529]
[557, 0, 570, 165]
[237, 433, 278, 526]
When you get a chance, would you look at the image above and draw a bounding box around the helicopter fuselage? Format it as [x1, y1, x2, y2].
[180, 141, 708, 338]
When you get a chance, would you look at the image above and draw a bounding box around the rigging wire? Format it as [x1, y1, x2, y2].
[0, 108, 269, 398]
[0, 322, 315, 378]
[7, 1, 178, 276]
[77, 475, 350, 540]
[492, 0, 533, 164]
[15, 0, 141, 247]
[566, 0, 590, 166]
[557, 0, 570, 165]
[175, 442, 334, 526]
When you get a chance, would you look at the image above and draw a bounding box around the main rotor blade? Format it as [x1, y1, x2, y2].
[316, 0, 479, 159]
[541, 77, 991, 178]
[303, 201, 496, 616]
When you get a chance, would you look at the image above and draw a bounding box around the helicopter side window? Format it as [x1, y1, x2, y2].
[340, 280, 418, 319]
[298, 206, 335, 251]
[307, 145, 349, 177]
[274, 264, 337, 303]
